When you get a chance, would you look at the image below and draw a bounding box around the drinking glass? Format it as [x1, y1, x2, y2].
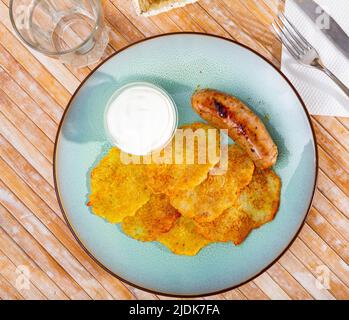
[10, 0, 109, 68]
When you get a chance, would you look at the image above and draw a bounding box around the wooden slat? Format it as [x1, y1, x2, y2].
[0, 247, 47, 300]
[0, 183, 113, 299]
[279, 250, 335, 300]
[0, 69, 57, 143]
[199, 0, 279, 66]
[315, 116, 349, 152]
[163, 8, 205, 32]
[0, 273, 24, 300]
[0, 89, 54, 161]
[0, 24, 71, 108]
[0, 0, 348, 300]
[337, 117, 349, 131]
[318, 147, 349, 198]
[0, 204, 90, 299]
[0, 43, 63, 123]
[183, 3, 230, 37]
[290, 238, 349, 300]
[0, 135, 62, 216]
[221, 0, 279, 56]
[222, 289, 247, 300]
[0, 114, 53, 185]
[317, 171, 349, 220]
[129, 287, 158, 300]
[239, 281, 270, 300]
[299, 225, 349, 289]
[312, 120, 349, 174]
[105, 2, 145, 42]
[0, 228, 68, 300]
[253, 272, 291, 300]
[306, 208, 349, 264]
[267, 263, 313, 300]
[312, 191, 349, 242]
[0, 159, 135, 300]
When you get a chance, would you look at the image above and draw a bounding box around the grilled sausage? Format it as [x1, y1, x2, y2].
[192, 89, 278, 169]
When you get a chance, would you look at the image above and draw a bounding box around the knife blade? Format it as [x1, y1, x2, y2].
[294, 0, 349, 58]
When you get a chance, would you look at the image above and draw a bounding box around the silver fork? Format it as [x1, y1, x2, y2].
[272, 12, 349, 98]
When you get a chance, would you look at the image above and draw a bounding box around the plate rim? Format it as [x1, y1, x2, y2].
[53, 32, 319, 298]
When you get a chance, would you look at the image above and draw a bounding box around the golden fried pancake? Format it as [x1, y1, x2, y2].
[170, 144, 255, 223]
[88, 148, 151, 223]
[158, 216, 211, 256]
[122, 194, 180, 241]
[145, 122, 221, 196]
[195, 206, 252, 245]
[238, 169, 281, 228]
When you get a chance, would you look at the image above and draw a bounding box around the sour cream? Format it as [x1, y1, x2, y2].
[105, 82, 178, 155]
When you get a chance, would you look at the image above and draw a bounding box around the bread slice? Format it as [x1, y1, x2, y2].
[133, 0, 198, 16]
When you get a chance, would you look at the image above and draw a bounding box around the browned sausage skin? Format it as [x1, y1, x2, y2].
[191, 89, 278, 169]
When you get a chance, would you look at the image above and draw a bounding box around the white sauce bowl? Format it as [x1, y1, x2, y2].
[104, 82, 178, 156]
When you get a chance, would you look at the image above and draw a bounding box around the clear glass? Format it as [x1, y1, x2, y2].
[10, 0, 109, 68]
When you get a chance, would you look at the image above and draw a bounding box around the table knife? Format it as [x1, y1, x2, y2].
[294, 0, 349, 59]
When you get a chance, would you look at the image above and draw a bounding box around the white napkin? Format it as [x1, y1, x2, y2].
[282, 0, 349, 116]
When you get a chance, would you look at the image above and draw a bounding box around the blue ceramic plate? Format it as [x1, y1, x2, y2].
[54, 33, 317, 297]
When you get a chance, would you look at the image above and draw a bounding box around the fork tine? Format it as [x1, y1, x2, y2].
[274, 19, 303, 56]
[272, 23, 300, 60]
[278, 11, 312, 49]
[278, 14, 308, 52]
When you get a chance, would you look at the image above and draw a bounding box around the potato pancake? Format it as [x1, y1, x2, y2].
[195, 206, 252, 245]
[238, 169, 281, 228]
[145, 122, 221, 195]
[158, 216, 211, 256]
[88, 147, 151, 223]
[122, 194, 180, 241]
[170, 144, 255, 223]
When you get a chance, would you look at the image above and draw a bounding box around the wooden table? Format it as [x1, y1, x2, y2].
[0, 0, 348, 300]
